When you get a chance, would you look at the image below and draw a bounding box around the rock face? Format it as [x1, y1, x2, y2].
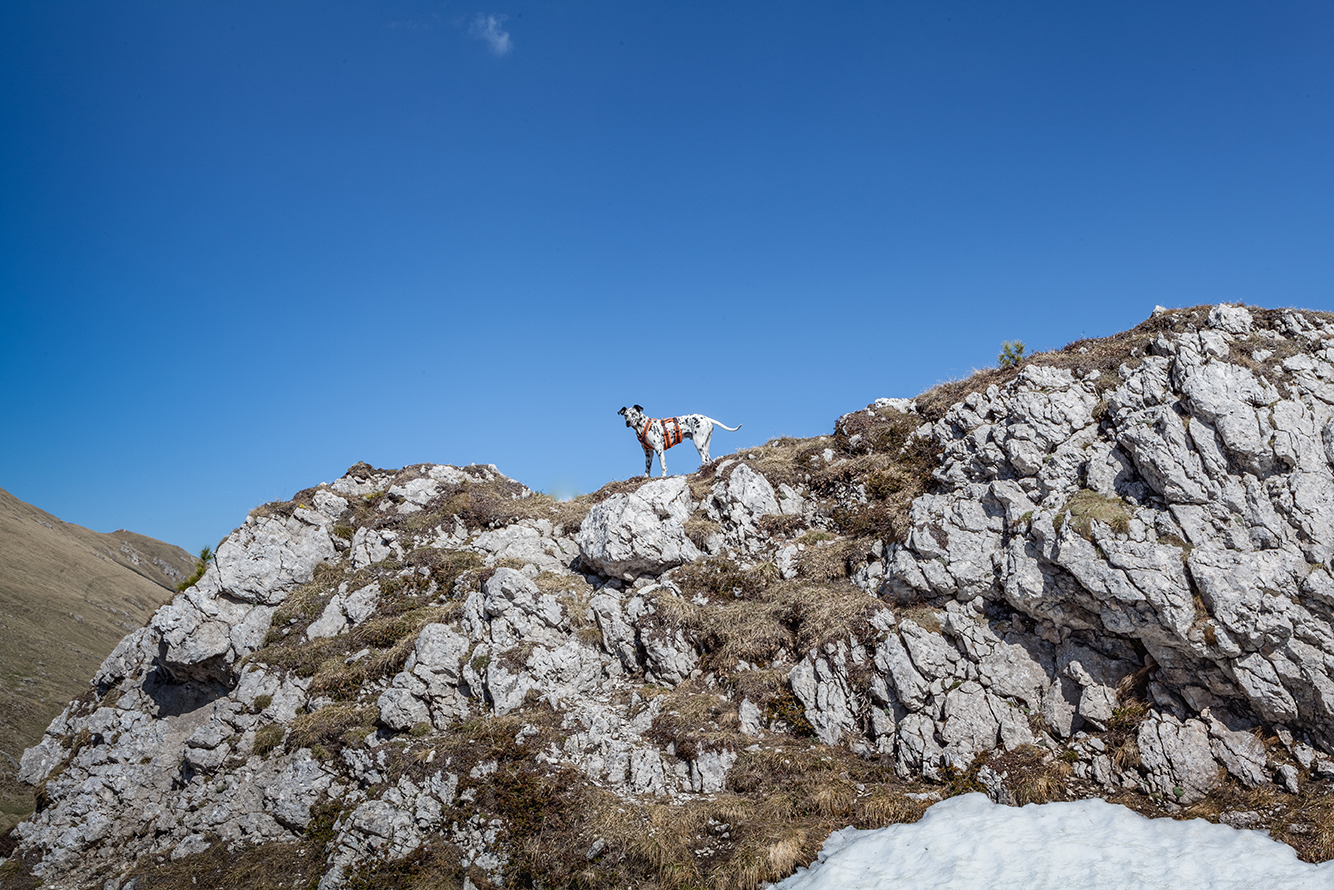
[879, 305, 1334, 801]
[8, 305, 1334, 888]
[575, 476, 700, 579]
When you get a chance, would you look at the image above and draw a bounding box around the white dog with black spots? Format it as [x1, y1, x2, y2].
[618, 405, 742, 477]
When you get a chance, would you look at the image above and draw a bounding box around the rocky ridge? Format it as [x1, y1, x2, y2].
[5, 304, 1334, 889]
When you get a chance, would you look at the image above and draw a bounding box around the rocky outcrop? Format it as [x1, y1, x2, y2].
[866, 305, 1334, 803]
[575, 476, 700, 579]
[8, 305, 1334, 889]
[5, 463, 731, 889]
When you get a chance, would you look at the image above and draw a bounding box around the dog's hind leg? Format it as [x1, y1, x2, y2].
[694, 435, 711, 464]
[692, 421, 713, 464]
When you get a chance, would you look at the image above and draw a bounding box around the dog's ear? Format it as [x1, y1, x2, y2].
[633, 404, 643, 412]
[617, 407, 626, 416]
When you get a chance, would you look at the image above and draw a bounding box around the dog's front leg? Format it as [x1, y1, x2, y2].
[643, 450, 653, 478]
[658, 448, 669, 477]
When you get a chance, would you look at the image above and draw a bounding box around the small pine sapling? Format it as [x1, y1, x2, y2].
[998, 340, 1028, 369]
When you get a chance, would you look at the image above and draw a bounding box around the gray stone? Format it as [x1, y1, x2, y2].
[350, 526, 401, 569]
[874, 631, 928, 712]
[1276, 762, 1300, 794]
[1206, 304, 1254, 335]
[789, 649, 860, 746]
[1137, 715, 1218, 804]
[215, 513, 336, 604]
[738, 699, 763, 736]
[705, 463, 780, 544]
[1204, 712, 1269, 787]
[641, 622, 698, 686]
[468, 567, 566, 649]
[575, 477, 701, 580]
[471, 522, 577, 573]
[306, 596, 350, 639]
[688, 749, 737, 793]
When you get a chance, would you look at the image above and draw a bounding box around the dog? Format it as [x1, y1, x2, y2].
[618, 405, 742, 477]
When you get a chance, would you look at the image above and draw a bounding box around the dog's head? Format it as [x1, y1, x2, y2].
[618, 405, 645, 427]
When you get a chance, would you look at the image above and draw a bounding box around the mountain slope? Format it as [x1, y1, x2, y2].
[0, 487, 195, 832]
[6, 304, 1334, 890]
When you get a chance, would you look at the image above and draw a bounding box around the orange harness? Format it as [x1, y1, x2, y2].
[639, 417, 684, 453]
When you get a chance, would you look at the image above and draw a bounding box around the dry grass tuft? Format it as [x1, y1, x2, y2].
[808, 414, 940, 546]
[1103, 699, 1149, 772]
[1181, 773, 1334, 864]
[1060, 490, 1131, 539]
[252, 724, 285, 757]
[794, 537, 861, 582]
[114, 836, 328, 890]
[286, 704, 377, 756]
[894, 606, 942, 634]
[647, 684, 748, 760]
[548, 744, 933, 890]
[675, 556, 779, 601]
[986, 745, 1074, 805]
[685, 517, 725, 549]
[658, 577, 880, 678]
[718, 438, 816, 492]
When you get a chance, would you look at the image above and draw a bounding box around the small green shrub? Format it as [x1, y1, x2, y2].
[998, 341, 1027, 369]
[763, 689, 815, 737]
[176, 546, 215, 592]
[342, 726, 375, 750]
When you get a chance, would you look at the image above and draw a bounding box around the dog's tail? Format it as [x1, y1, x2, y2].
[703, 416, 742, 432]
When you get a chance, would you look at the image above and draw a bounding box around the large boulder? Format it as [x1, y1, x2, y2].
[214, 511, 337, 604]
[704, 462, 782, 548]
[575, 477, 701, 580]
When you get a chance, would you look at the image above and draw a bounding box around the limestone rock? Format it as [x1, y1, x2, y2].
[576, 477, 701, 580]
[215, 512, 336, 604]
[1137, 714, 1218, 804]
[1204, 711, 1269, 787]
[705, 463, 781, 546]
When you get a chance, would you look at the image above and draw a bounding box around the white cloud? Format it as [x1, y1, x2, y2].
[470, 14, 512, 56]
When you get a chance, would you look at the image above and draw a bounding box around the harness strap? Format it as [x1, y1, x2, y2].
[639, 417, 685, 452]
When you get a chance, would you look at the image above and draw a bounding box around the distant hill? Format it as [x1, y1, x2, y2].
[0, 486, 194, 832]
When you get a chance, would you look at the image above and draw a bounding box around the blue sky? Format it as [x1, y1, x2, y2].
[2, 1, 1331, 553]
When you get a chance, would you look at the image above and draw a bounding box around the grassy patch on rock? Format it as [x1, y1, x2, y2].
[1059, 489, 1131, 539]
[105, 837, 327, 890]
